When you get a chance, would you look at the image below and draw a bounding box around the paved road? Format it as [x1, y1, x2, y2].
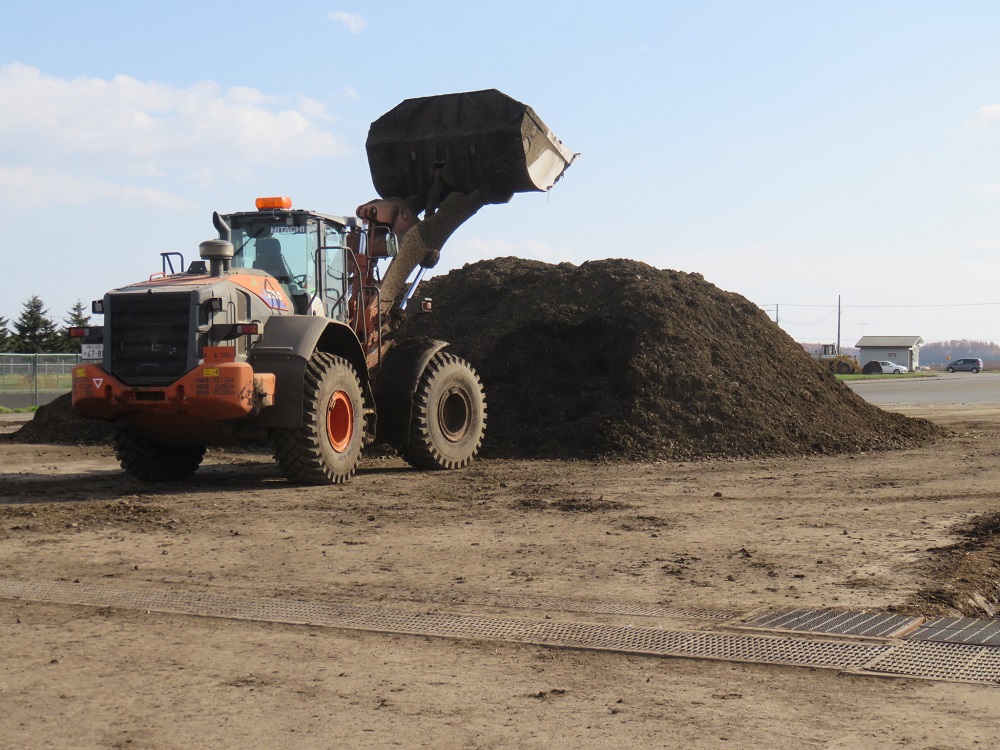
[846, 371, 1000, 405]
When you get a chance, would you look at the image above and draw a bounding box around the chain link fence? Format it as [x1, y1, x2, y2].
[0, 353, 82, 409]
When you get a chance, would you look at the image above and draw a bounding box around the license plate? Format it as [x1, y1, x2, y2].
[81, 343, 104, 361]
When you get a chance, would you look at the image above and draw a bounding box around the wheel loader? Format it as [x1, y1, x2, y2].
[814, 344, 861, 375]
[69, 89, 576, 484]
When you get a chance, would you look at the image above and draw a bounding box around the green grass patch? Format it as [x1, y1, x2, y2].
[836, 372, 939, 381]
[0, 375, 73, 391]
[0, 405, 38, 413]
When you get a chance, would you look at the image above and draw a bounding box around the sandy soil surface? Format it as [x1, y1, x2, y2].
[2, 404, 1000, 749]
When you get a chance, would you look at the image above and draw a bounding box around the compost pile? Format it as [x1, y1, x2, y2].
[7, 393, 116, 445]
[399, 257, 940, 460]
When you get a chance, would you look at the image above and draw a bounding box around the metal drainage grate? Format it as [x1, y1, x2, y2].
[864, 640, 1000, 683]
[442, 593, 741, 622]
[0, 579, 885, 670]
[908, 617, 1000, 647]
[743, 608, 922, 638]
[5, 580, 1000, 684]
[677, 631, 885, 669]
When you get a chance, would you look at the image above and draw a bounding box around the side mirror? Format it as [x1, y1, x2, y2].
[385, 232, 398, 258]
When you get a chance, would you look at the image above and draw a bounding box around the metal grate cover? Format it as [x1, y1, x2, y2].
[436, 593, 740, 622]
[677, 631, 883, 669]
[0, 579, 883, 671]
[865, 640, 1000, 683]
[4, 579, 1000, 684]
[908, 617, 1000, 647]
[743, 608, 922, 639]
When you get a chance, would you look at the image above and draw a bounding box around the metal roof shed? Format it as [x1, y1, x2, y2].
[855, 336, 924, 371]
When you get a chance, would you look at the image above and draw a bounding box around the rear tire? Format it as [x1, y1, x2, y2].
[973, 368, 980, 373]
[402, 352, 486, 470]
[273, 353, 365, 484]
[114, 427, 205, 481]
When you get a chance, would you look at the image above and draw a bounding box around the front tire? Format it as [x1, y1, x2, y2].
[273, 353, 365, 484]
[402, 352, 486, 470]
[114, 427, 205, 481]
[947, 367, 955, 373]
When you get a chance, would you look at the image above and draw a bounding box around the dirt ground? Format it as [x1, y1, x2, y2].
[2, 404, 1000, 749]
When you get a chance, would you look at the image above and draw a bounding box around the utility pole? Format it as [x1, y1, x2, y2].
[836, 295, 842, 354]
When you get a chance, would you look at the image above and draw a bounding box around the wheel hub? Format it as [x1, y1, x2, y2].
[327, 390, 354, 453]
[439, 387, 472, 442]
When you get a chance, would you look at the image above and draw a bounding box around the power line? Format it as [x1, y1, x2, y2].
[761, 302, 1000, 309]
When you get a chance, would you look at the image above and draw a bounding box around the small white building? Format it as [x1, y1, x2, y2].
[855, 336, 924, 371]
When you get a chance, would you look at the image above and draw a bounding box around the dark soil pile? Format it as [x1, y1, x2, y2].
[7, 393, 116, 446]
[400, 257, 941, 460]
[909, 512, 1000, 618]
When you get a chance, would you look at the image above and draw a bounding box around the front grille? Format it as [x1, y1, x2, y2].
[109, 292, 194, 385]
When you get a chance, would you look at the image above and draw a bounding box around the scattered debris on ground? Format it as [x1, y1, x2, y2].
[0, 497, 174, 535]
[911, 511, 1000, 618]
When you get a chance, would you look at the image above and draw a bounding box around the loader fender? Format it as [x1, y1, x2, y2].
[250, 316, 368, 429]
[373, 336, 449, 447]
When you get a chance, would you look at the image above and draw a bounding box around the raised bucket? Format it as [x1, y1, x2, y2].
[366, 89, 577, 207]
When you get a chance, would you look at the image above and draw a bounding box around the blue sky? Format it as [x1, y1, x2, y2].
[3, 1, 1000, 345]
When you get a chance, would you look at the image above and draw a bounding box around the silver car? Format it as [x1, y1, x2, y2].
[946, 358, 983, 373]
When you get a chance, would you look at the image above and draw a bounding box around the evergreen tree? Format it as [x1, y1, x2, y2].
[0, 313, 10, 352]
[10, 295, 62, 353]
[59, 299, 92, 353]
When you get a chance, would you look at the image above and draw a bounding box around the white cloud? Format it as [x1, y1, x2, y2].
[0, 63, 351, 209]
[0, 166, 197, 210]
[979, 104, 1000, 124]
[329, 11, 367, 34]
[969, 104, 1000, 131]
[0, 63, 348, 168]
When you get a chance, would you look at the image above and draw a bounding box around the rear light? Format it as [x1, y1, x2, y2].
[207, 322, 259, 342]
[69, 327, 90, 338]
[255, 196, 293, 210]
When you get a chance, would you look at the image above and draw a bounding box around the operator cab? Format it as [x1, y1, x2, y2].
[223, 197, 359, 320]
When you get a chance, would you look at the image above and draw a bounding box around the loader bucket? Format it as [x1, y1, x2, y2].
[366, 89, 577, 207]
